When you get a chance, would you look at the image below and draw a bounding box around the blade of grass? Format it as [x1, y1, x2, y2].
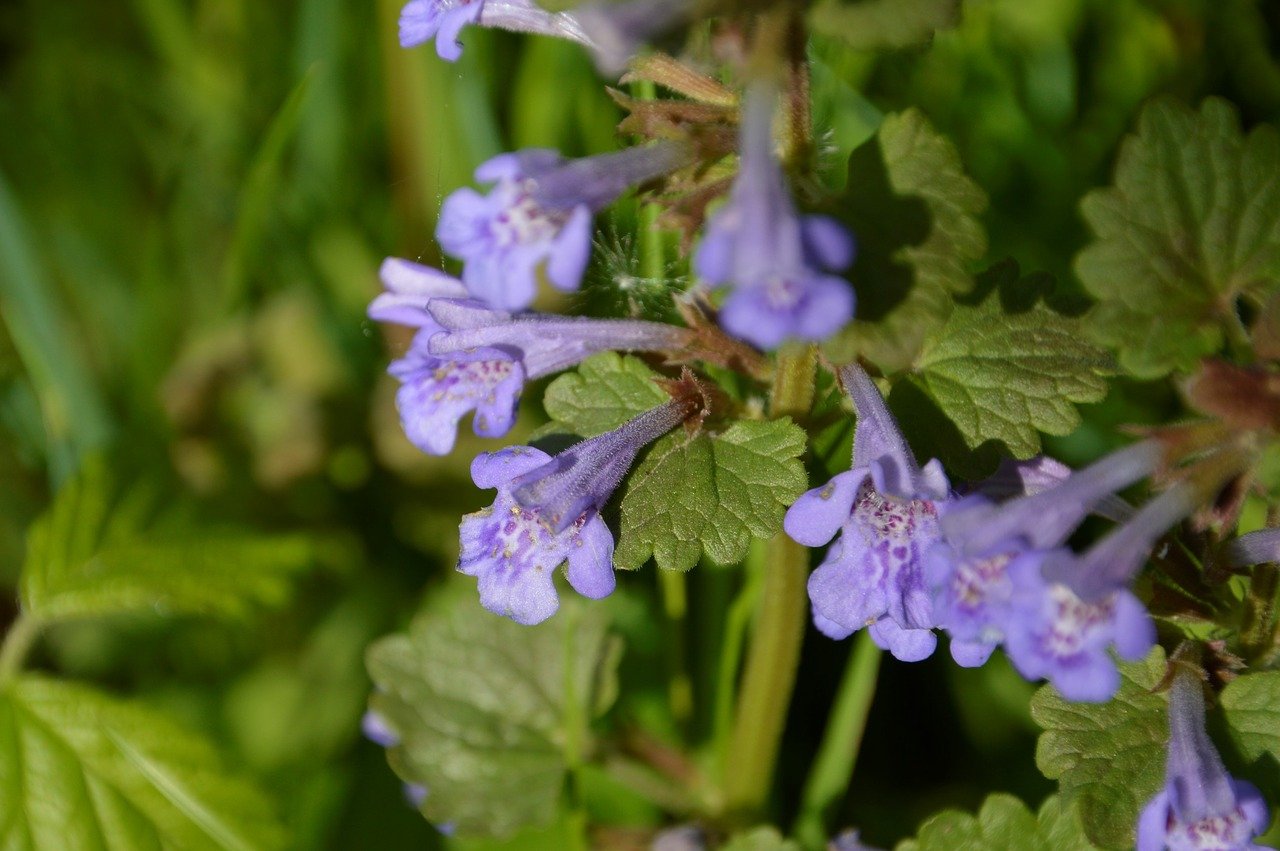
[0, 171, 113, 482]
[221, 67, 317, 309]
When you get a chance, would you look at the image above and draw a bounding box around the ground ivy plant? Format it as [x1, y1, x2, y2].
[351, 1, 1280, 849]
[4, 1, 1280, 850]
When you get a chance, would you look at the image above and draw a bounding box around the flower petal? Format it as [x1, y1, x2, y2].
[565, 516, 616, 599]
[785, 469, 864, 547]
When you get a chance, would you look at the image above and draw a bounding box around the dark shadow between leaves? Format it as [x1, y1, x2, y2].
[824, 141, 932, 322]
[958, 257, 1091, 317]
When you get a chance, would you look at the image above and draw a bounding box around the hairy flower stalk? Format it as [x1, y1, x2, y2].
[438, 142, 696, 311]
[1136, 670, 1269, 850]
[926, 441, 1170, 699]
[695, 82, 855, 349]
[785, 364, 950, 661]
[399, 0, 592, 61]
[458, 392, 698, 624]
[370, 258, 692, 455]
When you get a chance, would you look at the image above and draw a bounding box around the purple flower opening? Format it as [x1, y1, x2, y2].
[389, 337, 525, 454]
[694, 83, 855, 349]
[438, 143, 693, 311]
[1001, 550, 1155, 702]
[1136, 672, 1270, 850]
[785, 365, 949, 661]
[924, 534, 1016, 668]
[458, 395, 695, 623]
[399, 0, 592, 61]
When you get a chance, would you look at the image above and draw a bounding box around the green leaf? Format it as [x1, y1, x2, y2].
[825, 109, 988, 372]
[1074, 97, 1280, 377]
[1030, 648, 1168, 849]
[541, 352, 670, 436]
[721, 826, 800, 851]
[20, 460, 312, 624]
[809, 0, 960, 51]
[910, 261, 1111, 458]
[614, 419, 808, 571]
[0, 675, 287, 850]
[543, 354, 809, 572]
[364, 587, 622, 838]
[1219, 670, 1280, 800]
[895, 793, 1100, 851]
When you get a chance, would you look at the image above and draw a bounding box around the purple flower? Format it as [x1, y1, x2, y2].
[399, 0, 592, 61]
[1001, 549, 1155, 701]
[574, 0, 691, 74]
[1137, 671, 1269, 850]
[438, 142, 693, 311]
[926, 442, 1166, 696]
[458, 394, 697, 624]
[923, 531, 1017, 668]
[785, 364, 949, 662]
[694, 83, 855, 350]
[370, 258, 691, 455]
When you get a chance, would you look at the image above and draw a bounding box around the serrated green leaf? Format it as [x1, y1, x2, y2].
[0, 676, 287, 850]
[614, 419, 807, 572]
[541, 352, 669, 435]
[1074, 97, 1280, 378]
[721, 826, 801, 851]
[895, 793, 1100, 851]
[911, 262, 1111, 458]
[809, 0, 959, 51]
[1219, 670, 1280, 801]
[1031, 648, 1168, 849]
[542, 354, 808, 572]
[20, 460, 312, 624]
[825, 109, 988, 372]
[364, 587, 622, 838]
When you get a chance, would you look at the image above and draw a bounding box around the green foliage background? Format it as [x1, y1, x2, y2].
[2, 0, 1279, 847]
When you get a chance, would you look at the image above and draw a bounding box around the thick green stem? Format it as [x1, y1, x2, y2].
[792, 632, 881, 849]
[0, 614, 40, 683]
[723, 344, 816, 819]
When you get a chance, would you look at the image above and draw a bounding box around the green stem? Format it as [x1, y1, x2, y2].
[792, 632, 881, 849]
[660, 569, 694, 728]
[722, 344, 816, 819]
[712, 538, 765, 783]
[0, 614, 40, 683]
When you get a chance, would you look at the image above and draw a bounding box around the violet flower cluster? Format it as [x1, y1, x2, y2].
[375, 0, 864, 621]
[1137, 671, 1269, 850]
[784, 364, 1204, 702]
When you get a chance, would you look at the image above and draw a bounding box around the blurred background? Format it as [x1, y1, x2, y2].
[1, 0, 1277, 847]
